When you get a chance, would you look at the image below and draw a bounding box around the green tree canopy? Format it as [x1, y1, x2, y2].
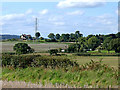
[109, 38, 120, 53]
[116, 32, 120, 38]
[13, 43, 34, 54]
[102, 37, 112, 52]
[88, 36, 101, 50]
[75, 31, 83, 39]
[35, 32, 40, 39]
[55, 34, 60, 40]
[48, 33, 55, 40]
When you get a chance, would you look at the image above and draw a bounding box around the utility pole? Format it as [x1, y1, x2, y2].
[33, 18, 38, 42]
[35, 18, 38, 37]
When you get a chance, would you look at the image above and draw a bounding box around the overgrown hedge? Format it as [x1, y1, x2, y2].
[73, 53, 120, 56]
[2, 54, 79, 69]
[73, 53, 91, 56]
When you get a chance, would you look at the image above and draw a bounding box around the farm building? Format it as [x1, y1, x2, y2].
[20, 34, 33, 40]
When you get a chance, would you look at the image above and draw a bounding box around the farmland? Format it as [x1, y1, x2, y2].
[1, 41, 119, 88]
[1, 42, 68, 53]
[1, 41, 118, 69]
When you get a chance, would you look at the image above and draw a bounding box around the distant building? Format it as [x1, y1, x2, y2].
[20, 34, 33, 40]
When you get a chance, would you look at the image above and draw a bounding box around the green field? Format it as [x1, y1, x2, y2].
[68, 56, 118, 69]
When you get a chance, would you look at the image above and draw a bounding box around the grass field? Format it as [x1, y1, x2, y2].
[68, 56, 118, 69]
[1, 42, 68, 52]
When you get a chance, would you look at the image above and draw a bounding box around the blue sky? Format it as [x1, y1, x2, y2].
[1, 1, 118, 37]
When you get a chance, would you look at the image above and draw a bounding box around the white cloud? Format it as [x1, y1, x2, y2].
[39, 9, 48, 15]
[95, 14, 114, 25]
[26, 9, 33, 14]
[53, 22, 65, 26]
[57, 0, 105, 8]
[1, 14, 25, 21]
[67, 10, 84, 15]
[48, 16, 63, 21]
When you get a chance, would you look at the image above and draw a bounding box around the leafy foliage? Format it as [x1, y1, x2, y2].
[2, 54, 79, 69]
[88, 36, 101, 50]
[109, 38, 120, 53]
[13, 43, 34, 54]
[48, 49, 58, 55]
[35, 32, 40, 39]
[48, 33, 55, 40]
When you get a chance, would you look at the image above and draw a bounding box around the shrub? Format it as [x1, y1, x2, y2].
[48, 49, 58, 55]
[2, 52, 15, 55]
[58, 48, 62, 53]
[13, 43, 34, 54]
[73, 53, 91, 56]
[2, 54, 40, 68]
[2, 54, 79, 69]
[32, 56, 79, 69]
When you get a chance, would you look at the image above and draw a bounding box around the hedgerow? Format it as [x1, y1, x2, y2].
[2, 54, 79, 69]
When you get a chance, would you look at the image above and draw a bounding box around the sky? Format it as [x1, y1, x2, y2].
[0, 0, 119, 37]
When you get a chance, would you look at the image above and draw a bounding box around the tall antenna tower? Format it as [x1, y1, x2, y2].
[35, 18, 38, 37]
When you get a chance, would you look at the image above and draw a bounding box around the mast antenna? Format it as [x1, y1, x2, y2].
[35, 18, 38, 37]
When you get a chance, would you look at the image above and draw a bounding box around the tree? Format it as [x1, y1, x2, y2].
[35, 32, 40, 39]
[65, 34, 70, 41]
[55, 34, 60, 40]
[86, 34, 94, 40]
[69, 33, 76, 42]
[102, 37, 112, 52]
[105, 34, 116, 39]
[40, 37, 44, 40]
[48, 33, 55, 40]
[13, 43, 34, 54]
[116, 32, 120, 38]
[88, 36, 101, 51]
[75, 31, 83, 39]
[67, 44, 78, 53]
[60, 34, 66, 42]
[109, 38, 120, 53]
[78, 37, 88, 50]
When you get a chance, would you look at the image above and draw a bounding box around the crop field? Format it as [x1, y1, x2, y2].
[1, 42, 68, 52]
[1, 41, 119, 88]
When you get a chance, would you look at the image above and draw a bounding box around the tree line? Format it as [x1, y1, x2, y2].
[47, 31, 120, 53]
[47, 31, 83, 42]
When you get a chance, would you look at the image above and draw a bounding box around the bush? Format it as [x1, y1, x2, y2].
[2, 54, 79, 69]
[73, 53, 91, 56]
[13, 43, 34, 54]
[32, 56, 79, 69]
[45, 39, 57, 42]
[2, 52, 15, 55]
[72, 53, 120, 56]
[2, 54, 40, 68]
[48, 49, 58, 55]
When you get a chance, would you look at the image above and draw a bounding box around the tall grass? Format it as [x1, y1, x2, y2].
[2, 60, 118, 88]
